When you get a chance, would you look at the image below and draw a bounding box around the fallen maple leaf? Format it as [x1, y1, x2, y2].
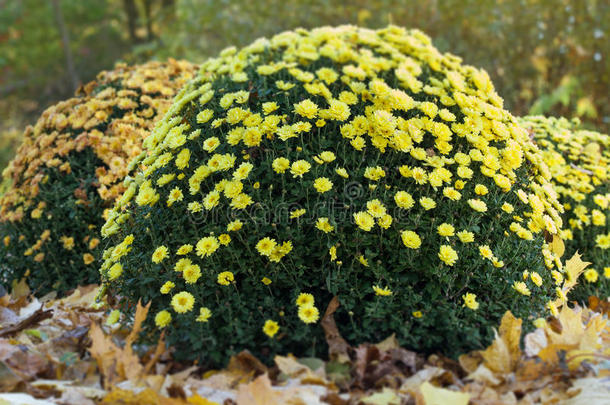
[538, 305, 607, 369]
[480, 311, 522, 374]
[88, 300, 165, 387]
[552, 252, 590, 308]
[419, 381, 470, 405]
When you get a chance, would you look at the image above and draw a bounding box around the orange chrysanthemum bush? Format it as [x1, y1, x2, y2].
[0, 60, 196, 296]
[520, 116, 610, 301]
[100, 26, 565, 366]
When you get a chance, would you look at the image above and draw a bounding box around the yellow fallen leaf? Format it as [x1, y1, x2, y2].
[537, 343, 577, 365]
[466, 364, 501, 386]
[10, 278, 30, 300]
[100, 388, 185, 404]
[540, 306, 607, 369]
[564, 252, 590, 286]
[59, 285, 101, 309]
[550, 234, 565, 259]
[552, 253, 590, 308]
[187, 395, 220, 405]
[361, 387, 401, 405]
[420, 381, 470, 405]
[480, 311, 522, 374]
[545, 305, 586, 347]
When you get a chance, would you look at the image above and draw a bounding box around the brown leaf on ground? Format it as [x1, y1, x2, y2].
[0, 360, 24, 392]
[227, 350, 268, 378]
[274, 355, 330, 387]
[88, 300, 152, 387]
[191, 350, 269, 395]
[353, 344, 419, 390]
[0, 339, 48, 380]
[587, 296, 610, 316]
[320, 296, 350, 364]
[0, 305, 53, 338]
[235, 373, 283, 405]
[2, 276, 610, 405]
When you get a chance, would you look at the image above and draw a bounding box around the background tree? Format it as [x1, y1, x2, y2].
[0, 0, 608, 174]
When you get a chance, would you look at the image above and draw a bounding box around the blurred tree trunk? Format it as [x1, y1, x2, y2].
[161, 0, 175, 22]
[123, 0, 141, 43]
[50, 0, 79, 93]
[162, 0, 175, 14]
[143, 0, 153, 41]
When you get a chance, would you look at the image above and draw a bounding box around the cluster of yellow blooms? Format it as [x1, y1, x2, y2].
[98, 25, 565, 362]
[520, 116, 610, 299]
[0, 60, 196, 294]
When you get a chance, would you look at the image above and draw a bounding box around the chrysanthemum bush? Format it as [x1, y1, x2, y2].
[100, 25, 565, 366]
[0, 60, 196, 296]
[520, 116, 610, 301]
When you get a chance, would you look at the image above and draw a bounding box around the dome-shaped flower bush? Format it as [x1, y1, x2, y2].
[100, 26, 564, 366]
[520, 116, 610, 301]
[0, 60, 196, 296]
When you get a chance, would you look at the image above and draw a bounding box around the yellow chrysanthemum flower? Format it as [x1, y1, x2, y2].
[196, 307, 212, 322]
[462, 293, 479, 310]
[263, 320, 279, 337]
[373, 285, 393, 296]
[171, 291, 195, 313]
[155, 310, 172, 328]
[217, 271, 235, 286]
[438, 245, 458, 266]
[298, 305, 320, 324]
[401, 230, 422, 249]
[296, 293, 315, 307]
[152, 246, 169, 263]
[512, 281, 531, 296]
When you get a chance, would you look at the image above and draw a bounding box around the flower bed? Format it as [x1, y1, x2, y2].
[0, 60, 197, 296]
[520, 115, 610, 301]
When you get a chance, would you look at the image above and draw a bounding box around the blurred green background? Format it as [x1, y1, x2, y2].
[1, 0, 608, 173]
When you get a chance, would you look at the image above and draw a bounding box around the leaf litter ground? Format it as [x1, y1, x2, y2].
[0, 263, 609, 404]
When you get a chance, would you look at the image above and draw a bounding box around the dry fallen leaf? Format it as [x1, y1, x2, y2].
[550, 234, 565, 258]
[360, 387, 402, 405]
[563, 377, 610, 405]
[320, 297, 350, 364]
[553, 252, 590, 307]
[275, 355, 329, 386]
[524, 328, 548, 357]
[480, 311, 522, 374]
[419, 381, 470, 405]
[88, 300, 164, 387]
[2, 277, 609, 405]
[235, 373, 283, 405]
